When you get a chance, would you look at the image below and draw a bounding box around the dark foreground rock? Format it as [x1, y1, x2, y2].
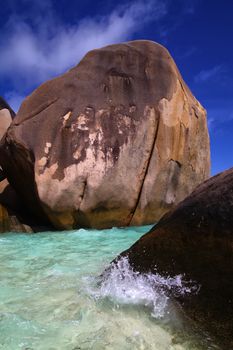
[0, 41, 210, 230]
[115, 167, 233, 348]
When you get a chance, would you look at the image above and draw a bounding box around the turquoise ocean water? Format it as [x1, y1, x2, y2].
[0, 226, 219, 350]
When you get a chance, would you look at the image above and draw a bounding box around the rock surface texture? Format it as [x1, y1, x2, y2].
[116, 168, 233, 348]
[0, 41, 210, 229]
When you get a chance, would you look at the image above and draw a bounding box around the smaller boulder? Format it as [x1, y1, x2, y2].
[0, 97, 35, 233]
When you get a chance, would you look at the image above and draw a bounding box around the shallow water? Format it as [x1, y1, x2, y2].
[0, 226, 219, 350]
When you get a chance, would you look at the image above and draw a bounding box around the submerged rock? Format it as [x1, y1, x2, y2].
[0, 41, 210, 229]
[116, 167, 233, 348]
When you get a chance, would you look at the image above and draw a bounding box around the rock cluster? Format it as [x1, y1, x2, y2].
[0, 39, 232, 349]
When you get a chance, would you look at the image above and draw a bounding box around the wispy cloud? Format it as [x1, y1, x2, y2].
[194, 65, 224, 83]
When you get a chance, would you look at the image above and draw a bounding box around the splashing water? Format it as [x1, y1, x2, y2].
[0, 227, 219, 350]
[91, 256, 199, 319]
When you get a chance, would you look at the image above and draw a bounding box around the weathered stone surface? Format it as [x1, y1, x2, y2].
[0, 41, 210, 229]
[116, 168, 233, 348]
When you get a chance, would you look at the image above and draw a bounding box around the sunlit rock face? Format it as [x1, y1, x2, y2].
[115, 167, 233, 348]
[0, 41, 210, 229]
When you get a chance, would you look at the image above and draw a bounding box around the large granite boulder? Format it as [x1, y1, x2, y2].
[0, 41, 210, 229]
[115, 168, 233, 348]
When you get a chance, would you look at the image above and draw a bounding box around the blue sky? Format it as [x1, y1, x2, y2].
[0, 0, 232, 175]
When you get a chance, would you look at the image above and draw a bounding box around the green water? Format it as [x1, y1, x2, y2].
[0, 226, 219, 350]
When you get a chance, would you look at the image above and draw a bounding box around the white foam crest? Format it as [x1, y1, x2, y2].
[90, 257, 199, 318]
